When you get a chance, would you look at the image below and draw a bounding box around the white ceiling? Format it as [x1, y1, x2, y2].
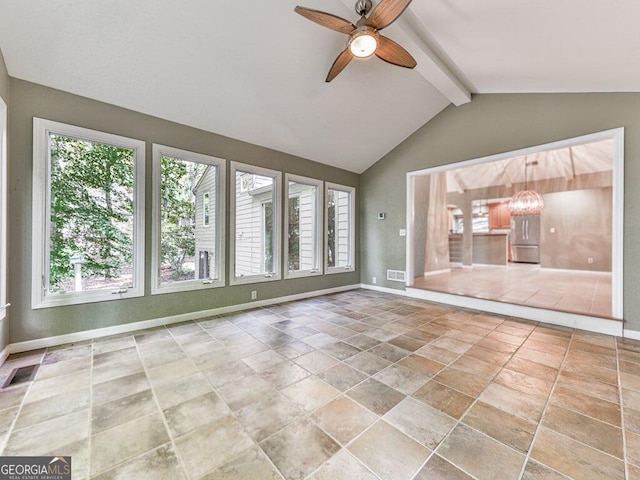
[0, 1, 638, 173]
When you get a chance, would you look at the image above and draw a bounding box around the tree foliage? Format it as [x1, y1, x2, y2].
[49, 135, 134, 289]
[160, 157, 205, 280]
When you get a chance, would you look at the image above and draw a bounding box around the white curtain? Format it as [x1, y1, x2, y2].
[424, 172, 450, 274]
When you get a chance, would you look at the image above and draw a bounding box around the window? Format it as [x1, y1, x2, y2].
[151, 145, 225, 294]
[325, 183, 355, 273]
[203, 193, 210, 226]
[32, 118, 145, 308]
[284, 174, 323, 278]
[230, 162, 281, 284]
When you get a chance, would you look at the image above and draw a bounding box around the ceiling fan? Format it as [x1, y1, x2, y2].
[295, 0, 417, 82]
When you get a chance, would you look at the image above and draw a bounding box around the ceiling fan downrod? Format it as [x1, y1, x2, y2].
[355, 0, 373, 17]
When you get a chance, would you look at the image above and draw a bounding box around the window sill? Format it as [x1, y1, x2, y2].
[230, 274, 282, 286]
[152, 280, 226, 295]
[32, 287, 144, 309]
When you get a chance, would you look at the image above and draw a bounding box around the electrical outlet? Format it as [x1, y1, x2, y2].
[588, 258, 594, 264]
[251, 290, 257, 300]
[399, 229, 406, 237]
[372, 277, 377, 284]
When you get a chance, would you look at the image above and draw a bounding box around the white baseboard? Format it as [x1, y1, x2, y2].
[624, 329, 640, 341]
[6, 284, 361, 355]
[405, 287, 623, 337]
[0, 345, 8, 365]
[360, 284, 408, 296]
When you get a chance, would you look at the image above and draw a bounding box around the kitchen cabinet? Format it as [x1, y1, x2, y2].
[489, 202, 511, 230]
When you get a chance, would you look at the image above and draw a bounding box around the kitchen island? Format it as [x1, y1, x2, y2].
[449, 233, 509, 266]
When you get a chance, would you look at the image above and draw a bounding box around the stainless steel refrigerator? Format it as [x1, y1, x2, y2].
[510, 215, 540, 264]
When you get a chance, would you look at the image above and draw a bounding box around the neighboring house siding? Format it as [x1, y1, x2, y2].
[288, 183, 317, 271]
[235, 174, 273, 276]
[193, 167, 217, 279]
[336, 191, 351, 267]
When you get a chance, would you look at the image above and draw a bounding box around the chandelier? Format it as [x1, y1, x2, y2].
[508, 159, 544, 216]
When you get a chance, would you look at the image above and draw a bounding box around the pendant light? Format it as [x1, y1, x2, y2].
[508, 158, 544, 216]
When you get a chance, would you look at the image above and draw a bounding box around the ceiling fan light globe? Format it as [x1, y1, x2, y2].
[349, 31, 377, 57]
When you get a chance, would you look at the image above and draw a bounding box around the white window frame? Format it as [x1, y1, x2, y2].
[325, 182, 356, 274]
[151, 144, 226, 295]
[284, 174, 323, 279]
[32, 118, 146, 308]
[0, 97, 7, 320]
[230, 161, 282, 285]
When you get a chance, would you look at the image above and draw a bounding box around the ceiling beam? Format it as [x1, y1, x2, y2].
[336, 1, 471, 106]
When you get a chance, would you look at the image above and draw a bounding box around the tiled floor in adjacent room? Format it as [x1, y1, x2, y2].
[413, 264, 612, 317]
[0, 289, 637, 480]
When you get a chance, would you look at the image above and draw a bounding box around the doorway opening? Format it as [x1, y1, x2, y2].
[406, 129, 624, 333]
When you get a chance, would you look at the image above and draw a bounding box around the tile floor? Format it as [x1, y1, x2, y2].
[413, 264, 612, 317]
[0, 289, 638, 480]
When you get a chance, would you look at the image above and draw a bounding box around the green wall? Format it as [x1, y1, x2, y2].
[360, 93, 640, 332]
[0, 49, 9, 352]
[8, 79, 359, 343]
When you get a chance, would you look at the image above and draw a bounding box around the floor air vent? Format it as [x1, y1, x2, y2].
[2, 364, 39, 388]
[387, 270, 406, 282]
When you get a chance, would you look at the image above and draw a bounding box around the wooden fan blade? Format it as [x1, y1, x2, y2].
[294, 6, 356, 34]
[326, 48, 353, 82]
[366, 0, 412, 30]
[375, 35, 417, 68]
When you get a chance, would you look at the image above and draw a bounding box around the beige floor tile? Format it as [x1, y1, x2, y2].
[414, 345, 461, 364]
[163, 392, 230, 438]
[236, 391, 302, 441]
[413, 454, 474, 480]
[242, 349, 287, 373]
[531, 427, 624, 479]
[521, 460, 571, 480]
[281, 376, 341, 412]
[626, 429, 640, 467]
[153, 372, 213, 410]
[293, 350, 339, 373]
[433, 367, 491, 397]
[216, 374, 275, 411]
[3, 409, 89, 456]
[146, 358, 198, 386]
[90, 413, 169, 476]
[513, 347, 564, 369]
[0, 384, 29, 411]
[347, 378, 405, 416]
[25, 370, 90, 404]
[92, 358, 145, 385]
[542, 403, 623, 458]
[202, 359, 255, 389]
[0, 406, 18, 434]
[479, 382, 547, 422]
[174, 415, 254, 479]
[311, 396, 377, 445]
[374, 364, 430, 395]
[368, 342, 411, 362]
[465, 345, 513, 366]
[344, 333, 381, 350]
[348, 420, 430, 480]
[92, 371, 151, 406]
[437, 423, 526, 480]
[42, 344, 92, 365]
[504, 356, 558, 382]
[628, 463, 640, 480]
[495, 368, 554, 398]
[384, 397, 455, 449]
[462, 401, 537, 453]
[92, 389, 158, 434]
[46, 438, 89, 480]
[261, 418, 340, 480]
[322, 341, 361, 360]
[413, 381, 474, 419]
[318, 363, 367, 392]
[345, 351, 393, 375]
[202, 446, 281, 480]
[307, 449, 378, 480]
[34, 356, 92, 381]
[260, 361, 310, 389]
[397, 354, 445, 377]
[92, 443, 186, 480]
[557, 370, 620, 403]
[14, 387, 90, 429]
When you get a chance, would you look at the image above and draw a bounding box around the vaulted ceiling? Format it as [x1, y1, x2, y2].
[0, 1, 638, 173]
